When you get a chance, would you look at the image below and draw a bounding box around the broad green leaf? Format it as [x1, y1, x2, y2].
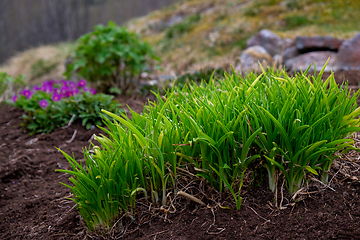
[304, 166, 318, 176]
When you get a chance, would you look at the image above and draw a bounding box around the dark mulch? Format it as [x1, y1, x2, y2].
[1, 71, 360, 239]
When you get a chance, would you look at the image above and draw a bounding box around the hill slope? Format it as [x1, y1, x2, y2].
[1, 0, 359, 82]
[126, 0, 360, 73]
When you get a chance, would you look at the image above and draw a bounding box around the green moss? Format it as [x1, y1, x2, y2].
[284, 15, 312, 29]
[30, 59, 59, 79]
[165, 14, 201, 39]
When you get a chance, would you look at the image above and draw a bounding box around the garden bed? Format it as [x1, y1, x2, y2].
[1, 70, 360, 239]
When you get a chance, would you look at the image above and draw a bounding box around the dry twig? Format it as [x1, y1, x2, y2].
[66, 129, 77, 143]
[62, 114, 76, 129]
[177, 191, 206, 206]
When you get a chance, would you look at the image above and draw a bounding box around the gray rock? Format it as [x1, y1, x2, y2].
[237, 45, 273, 73]
[282, 46, 300, 62]
[273, 54, 282, 64]
[167, 14, 184, 27]
[337, 33, 360, 70]
[296, 36, 343, 52]
[285, 51, 338, 72]
[273, 54, 284, 69]
[246, 29, 288, 56]
[284, 38, 295, 48]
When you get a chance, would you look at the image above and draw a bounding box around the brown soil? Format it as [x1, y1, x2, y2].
[1, 72, 360, 240]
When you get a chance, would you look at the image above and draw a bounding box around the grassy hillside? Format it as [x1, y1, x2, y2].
[0, 43, 75, 86]
[1, 0, 359, 83]
[126, 0, 360, 73]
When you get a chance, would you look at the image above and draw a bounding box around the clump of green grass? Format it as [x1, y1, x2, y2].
[30, 59, 58, 80]
[284, 14, 312, 29]
[57, 63, 360, 231]
[165, 14, 201, 39]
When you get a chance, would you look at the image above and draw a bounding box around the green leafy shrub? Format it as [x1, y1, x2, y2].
[64, 21, 160, 94]
[0, 72, 25, 102]
[57, 64, 360, 231]
[12, 79, 122, 134]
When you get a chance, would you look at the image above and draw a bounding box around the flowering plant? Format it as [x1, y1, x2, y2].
[0, 72, 25, 102]
[12, 79, 121, 134]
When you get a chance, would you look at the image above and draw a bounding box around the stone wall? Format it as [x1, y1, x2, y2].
[236, 29, 360, 74]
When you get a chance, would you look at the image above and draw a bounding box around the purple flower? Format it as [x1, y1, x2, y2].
[39, 99, 48, 108]
[42, 80, 54, 86]
[67, 88, 79, 97]
[33, 86, 42, 91]
[41, 80, 55, 89]
[68, 81, 77, 88]
[60, 80, 68, 86]
[60, 86, 69, 94]
[44, 86, 54, 94]
[72, 88, 79, 95]
[90, 88, 97, 95]
[78, 79, 87, 88]
[12, 95, 18, 102]
[52, 93, 62, 102]
[21, 89, 33, 99]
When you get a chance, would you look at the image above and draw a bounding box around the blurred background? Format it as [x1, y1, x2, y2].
[0, 0, 178, 64]
[1, 0, 359, 84]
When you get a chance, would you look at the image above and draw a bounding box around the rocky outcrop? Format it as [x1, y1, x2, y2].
[238, 30, 360, 74]
[282, 46, 299, 62]
[337, 33, 360, 70]
[237, 45, 273, 73]
[285, 51, 338, 72]
[246, 29, 292, 56]
[296, 36, 343, 52]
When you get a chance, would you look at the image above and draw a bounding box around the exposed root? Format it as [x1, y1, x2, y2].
[177, 190, 206, 206]
[248, 206, 270, 223]
[65, 129, 77, 143]
[62, 114, 76, 129]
